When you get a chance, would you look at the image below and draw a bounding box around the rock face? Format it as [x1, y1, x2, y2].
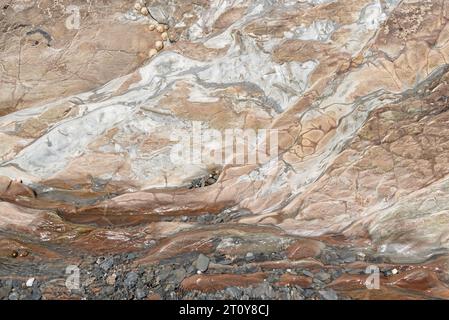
[2, 0, 449, 300]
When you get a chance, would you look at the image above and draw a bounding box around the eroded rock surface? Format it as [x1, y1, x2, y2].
[2, 0, 449, 300]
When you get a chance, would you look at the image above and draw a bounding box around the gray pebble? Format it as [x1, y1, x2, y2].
[8, 292, 19, 300]
[245, 252, 255, 262]
[124, 272, 139, 288]
[142, 272, 154, 285]
[126, 253, 137, 261]
[195, 254, 210, 272]
[157, 268, 172, 282]
[319, 289, 338, 300]
[289, 287, 305, 300]
[100, 257, 114, 272]
[0, 286, 11, 300]
[303, 288, 315, 298]
[251, 283, 274, 299]
[172, 268, 187, 283]
[315, 272, 331, 282]
[347, 269, 364, 275]
[339, 251, 356, 263]
[302, 270, 314, 277]
[217, 258, 232, 265]
[135, 288, 147, 300]
[102, 286, 115, 296]
[186, 265, 195, 274]
[225, 287, 242, 299]
[31, 288, 42, 300]
[11, 279, 20, 288]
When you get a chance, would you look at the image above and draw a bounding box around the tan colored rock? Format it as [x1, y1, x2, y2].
[0, 3, 162, 115]
[134, 3, 142, 11]
[141, 7, 149, 16]
[286, 239, 325, 260]
[154, 40, 164, 51]
[0, 176, 35, 200]
[1, 0, 449, 300]
[148, 48, 158, 58]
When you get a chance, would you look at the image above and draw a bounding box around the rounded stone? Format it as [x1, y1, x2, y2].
[195, 254, 210, 272]
[161, 32, 168, 41]
[168, 32, 178, 43]
[124, 271, 139, 288]
[134, 3, 142, 11]
[154, 41, 164, 51]
[148, 48, 158, 58]
[156, 25, 165, 33]
[26, 278, 35, 287]
[8, 292, 19, 300]
[140, 7, 149, 16]
[148, 24, 156, 31]
[135, 288, 147, 300]
[19, 250, 29, 257]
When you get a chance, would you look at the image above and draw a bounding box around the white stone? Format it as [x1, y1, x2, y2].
[26, 278, 35, 287]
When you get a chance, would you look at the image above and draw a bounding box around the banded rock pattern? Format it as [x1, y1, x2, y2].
[1, 0, 449, 300]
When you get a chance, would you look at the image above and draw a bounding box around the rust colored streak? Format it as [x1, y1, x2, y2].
[180, 273, 267, 292]
[275, 274, 313, 288]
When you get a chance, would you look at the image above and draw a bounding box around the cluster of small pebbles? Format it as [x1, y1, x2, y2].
[132, 0, 170, 59]
[1, 239, 409, 300]
[189, 170, 221, 189]
[0, 278, 42, 300]
[1, 230, 409, 300]
[0, 249, 347, 300]
[133, 0, 149, 16]
[148, 23, 169, 58]
[10, 249, 29, 258]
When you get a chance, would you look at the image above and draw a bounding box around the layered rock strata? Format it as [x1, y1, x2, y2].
[2, 0, 449, 299]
